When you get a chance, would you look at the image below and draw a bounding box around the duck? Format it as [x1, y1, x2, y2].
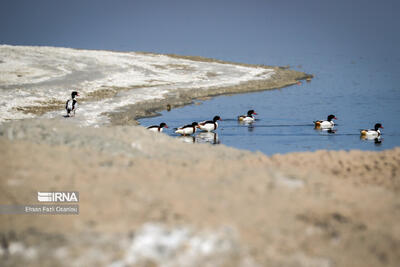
[314, 114, 337, 128]
[238, 110, 257, 123]
[147, 122, 168, 132]
[360, 123, 383, 138]
[174, 122, 199, 136]
[65, 91, 79, 117]
[198, 115, 222, 132]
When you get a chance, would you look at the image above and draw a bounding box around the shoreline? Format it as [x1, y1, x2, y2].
[0, 45, 311, 126]
[108, 66, 310, 125]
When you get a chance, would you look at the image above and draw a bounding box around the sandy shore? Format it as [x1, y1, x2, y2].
[1, 119, 399, 267]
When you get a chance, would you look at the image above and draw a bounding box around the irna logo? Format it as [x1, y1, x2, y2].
[37, 192, 79, 202]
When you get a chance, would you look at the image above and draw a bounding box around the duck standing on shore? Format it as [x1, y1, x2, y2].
[238, 110, 257, 123]
[65, 91, 79, 117]
[147, 122, 168, 132]
[174, 122, 199, 136]
[198, 116, 222, 132]
[360, 123, 383, 139]
[314, 114, 337, 128]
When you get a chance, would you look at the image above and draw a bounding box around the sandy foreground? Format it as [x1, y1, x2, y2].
[0, 119, 399, 267]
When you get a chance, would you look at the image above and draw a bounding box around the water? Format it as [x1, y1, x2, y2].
[139, 53, 400, 155]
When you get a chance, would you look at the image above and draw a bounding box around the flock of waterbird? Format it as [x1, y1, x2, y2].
[65, 91, 384, 140]
[146, 110, 384, 140]
[147, 110, 259, 135]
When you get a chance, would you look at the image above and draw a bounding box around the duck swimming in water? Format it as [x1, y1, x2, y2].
[314, 114, 337, 128]
[174, 122, 199, 136]
[147, 122, 168, 132]
[238, 110, 257, 123]
[198, 116, 221, 132]
[360, 123, 383, 139]
[65, 91, 79, 117]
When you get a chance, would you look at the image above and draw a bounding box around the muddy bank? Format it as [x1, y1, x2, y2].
[107, 66, 309, 125]
[1, 119, 399, 267]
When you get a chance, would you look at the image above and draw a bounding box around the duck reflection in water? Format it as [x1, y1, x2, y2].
[247, 123, 255, 132]
[177, 135, 195, 144]
[360, 135, 383, 145]
[314, 126, 337, 134]
[238, 121, 255, 132]
[196, 132, 220, 144]
[374, 137, 383, 145]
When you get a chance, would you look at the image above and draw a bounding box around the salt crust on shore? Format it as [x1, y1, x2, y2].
[0, 45, 277, 125]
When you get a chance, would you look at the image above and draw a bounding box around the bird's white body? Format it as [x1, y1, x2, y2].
[198, 121, 218, 132]
[66, 99, 75, 110]
[175, 126, 196, 135]
[361, 129, 380, 138]
[148, 127, 163, 132]
[315, 120, 334, 128]
[238, 116, 255, 123]
[65, 99, 78, 117]
[320, 120, 334, 128]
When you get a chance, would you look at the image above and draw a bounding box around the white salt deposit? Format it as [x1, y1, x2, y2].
[0, 45, 274, 126]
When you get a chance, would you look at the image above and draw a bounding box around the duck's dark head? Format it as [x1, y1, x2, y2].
[327, 114, 337, 121]
[192, 122, 199, 127]
[71, 91, 79, 98]
[213, 115, 222, 122]
[160, 122, 168, 128]
[374, 123, 383, 130]
[248, 110, 257, 116]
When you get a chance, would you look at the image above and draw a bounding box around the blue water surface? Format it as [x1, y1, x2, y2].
[139, 52, 400, 155]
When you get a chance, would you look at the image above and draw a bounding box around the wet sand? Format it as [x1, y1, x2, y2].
[1, 119, 399, 267]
